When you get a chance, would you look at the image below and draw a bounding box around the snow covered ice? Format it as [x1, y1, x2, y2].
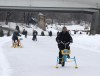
[0, 34, 100, 76]
[0, 24, 100, 76]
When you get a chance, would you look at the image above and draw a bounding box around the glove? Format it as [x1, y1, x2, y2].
[57, 41, 64, 44]
[65, 42, 70, 45]
[57, 40, 61, 44]
[60, 41, 64, 45]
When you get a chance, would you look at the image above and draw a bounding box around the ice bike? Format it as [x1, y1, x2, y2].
[12, 38, 23, 48]
[56, 43, 78, 69]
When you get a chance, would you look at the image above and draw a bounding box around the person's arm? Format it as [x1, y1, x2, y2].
[56, 33, 61, 44]
[17, 32, 21, 36]
[68, 33, 73, 43]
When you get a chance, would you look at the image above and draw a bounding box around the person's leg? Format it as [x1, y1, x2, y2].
[36, 36, 37, 41]
[62, 55, 66, 67]
[17, 39, 20, 46]
[34, 35, 36, 41]
[33, 36, 36, 41]
[25, 34, 27, 38]
[59, 51, 63, 64]
[58, 44, 64, 64]
[66, 46, 70, 58]
[14, 39, 15, 43]
[12, 39, 15, 47]
[13, 39, 17, 47]
[16, 37, 19, 46]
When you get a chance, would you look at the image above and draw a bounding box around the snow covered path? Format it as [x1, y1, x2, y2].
[0, 37, 12, 76]
[2, 36, 100, 76]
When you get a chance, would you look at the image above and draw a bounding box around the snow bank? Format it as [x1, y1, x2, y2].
[2, 22, 89, 36]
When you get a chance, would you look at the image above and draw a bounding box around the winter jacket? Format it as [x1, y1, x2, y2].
[33, 31, 38, 36]
[12, 32, 21, 40]
[56, 31, 73, 44]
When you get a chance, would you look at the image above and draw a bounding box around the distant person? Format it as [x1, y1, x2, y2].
[68, 30, 71, 34]
[25, 30, 27, 38]
[56, 27, 73, 66]
[49, 31, 52, 36]
[86, 31, 89, 34]
[80, 31, 82, 34]
[32, 30, 38, 41]
[15, 25, 20, 33]
[22, 29, 25, 35]
[41, 31, 45, 36]
[0, 29, 4, 37]
[74, 30, 77, 34]
[22, 29, 28, 38]
[12, 30, 21, 46]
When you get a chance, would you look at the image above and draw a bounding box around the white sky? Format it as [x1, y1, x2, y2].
[0, 0, 100, 8]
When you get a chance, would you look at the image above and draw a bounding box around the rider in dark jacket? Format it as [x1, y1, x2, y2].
[12, 30, 21, 45]
[32, 30, 38, 41]
[56, 27, 73, 64]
